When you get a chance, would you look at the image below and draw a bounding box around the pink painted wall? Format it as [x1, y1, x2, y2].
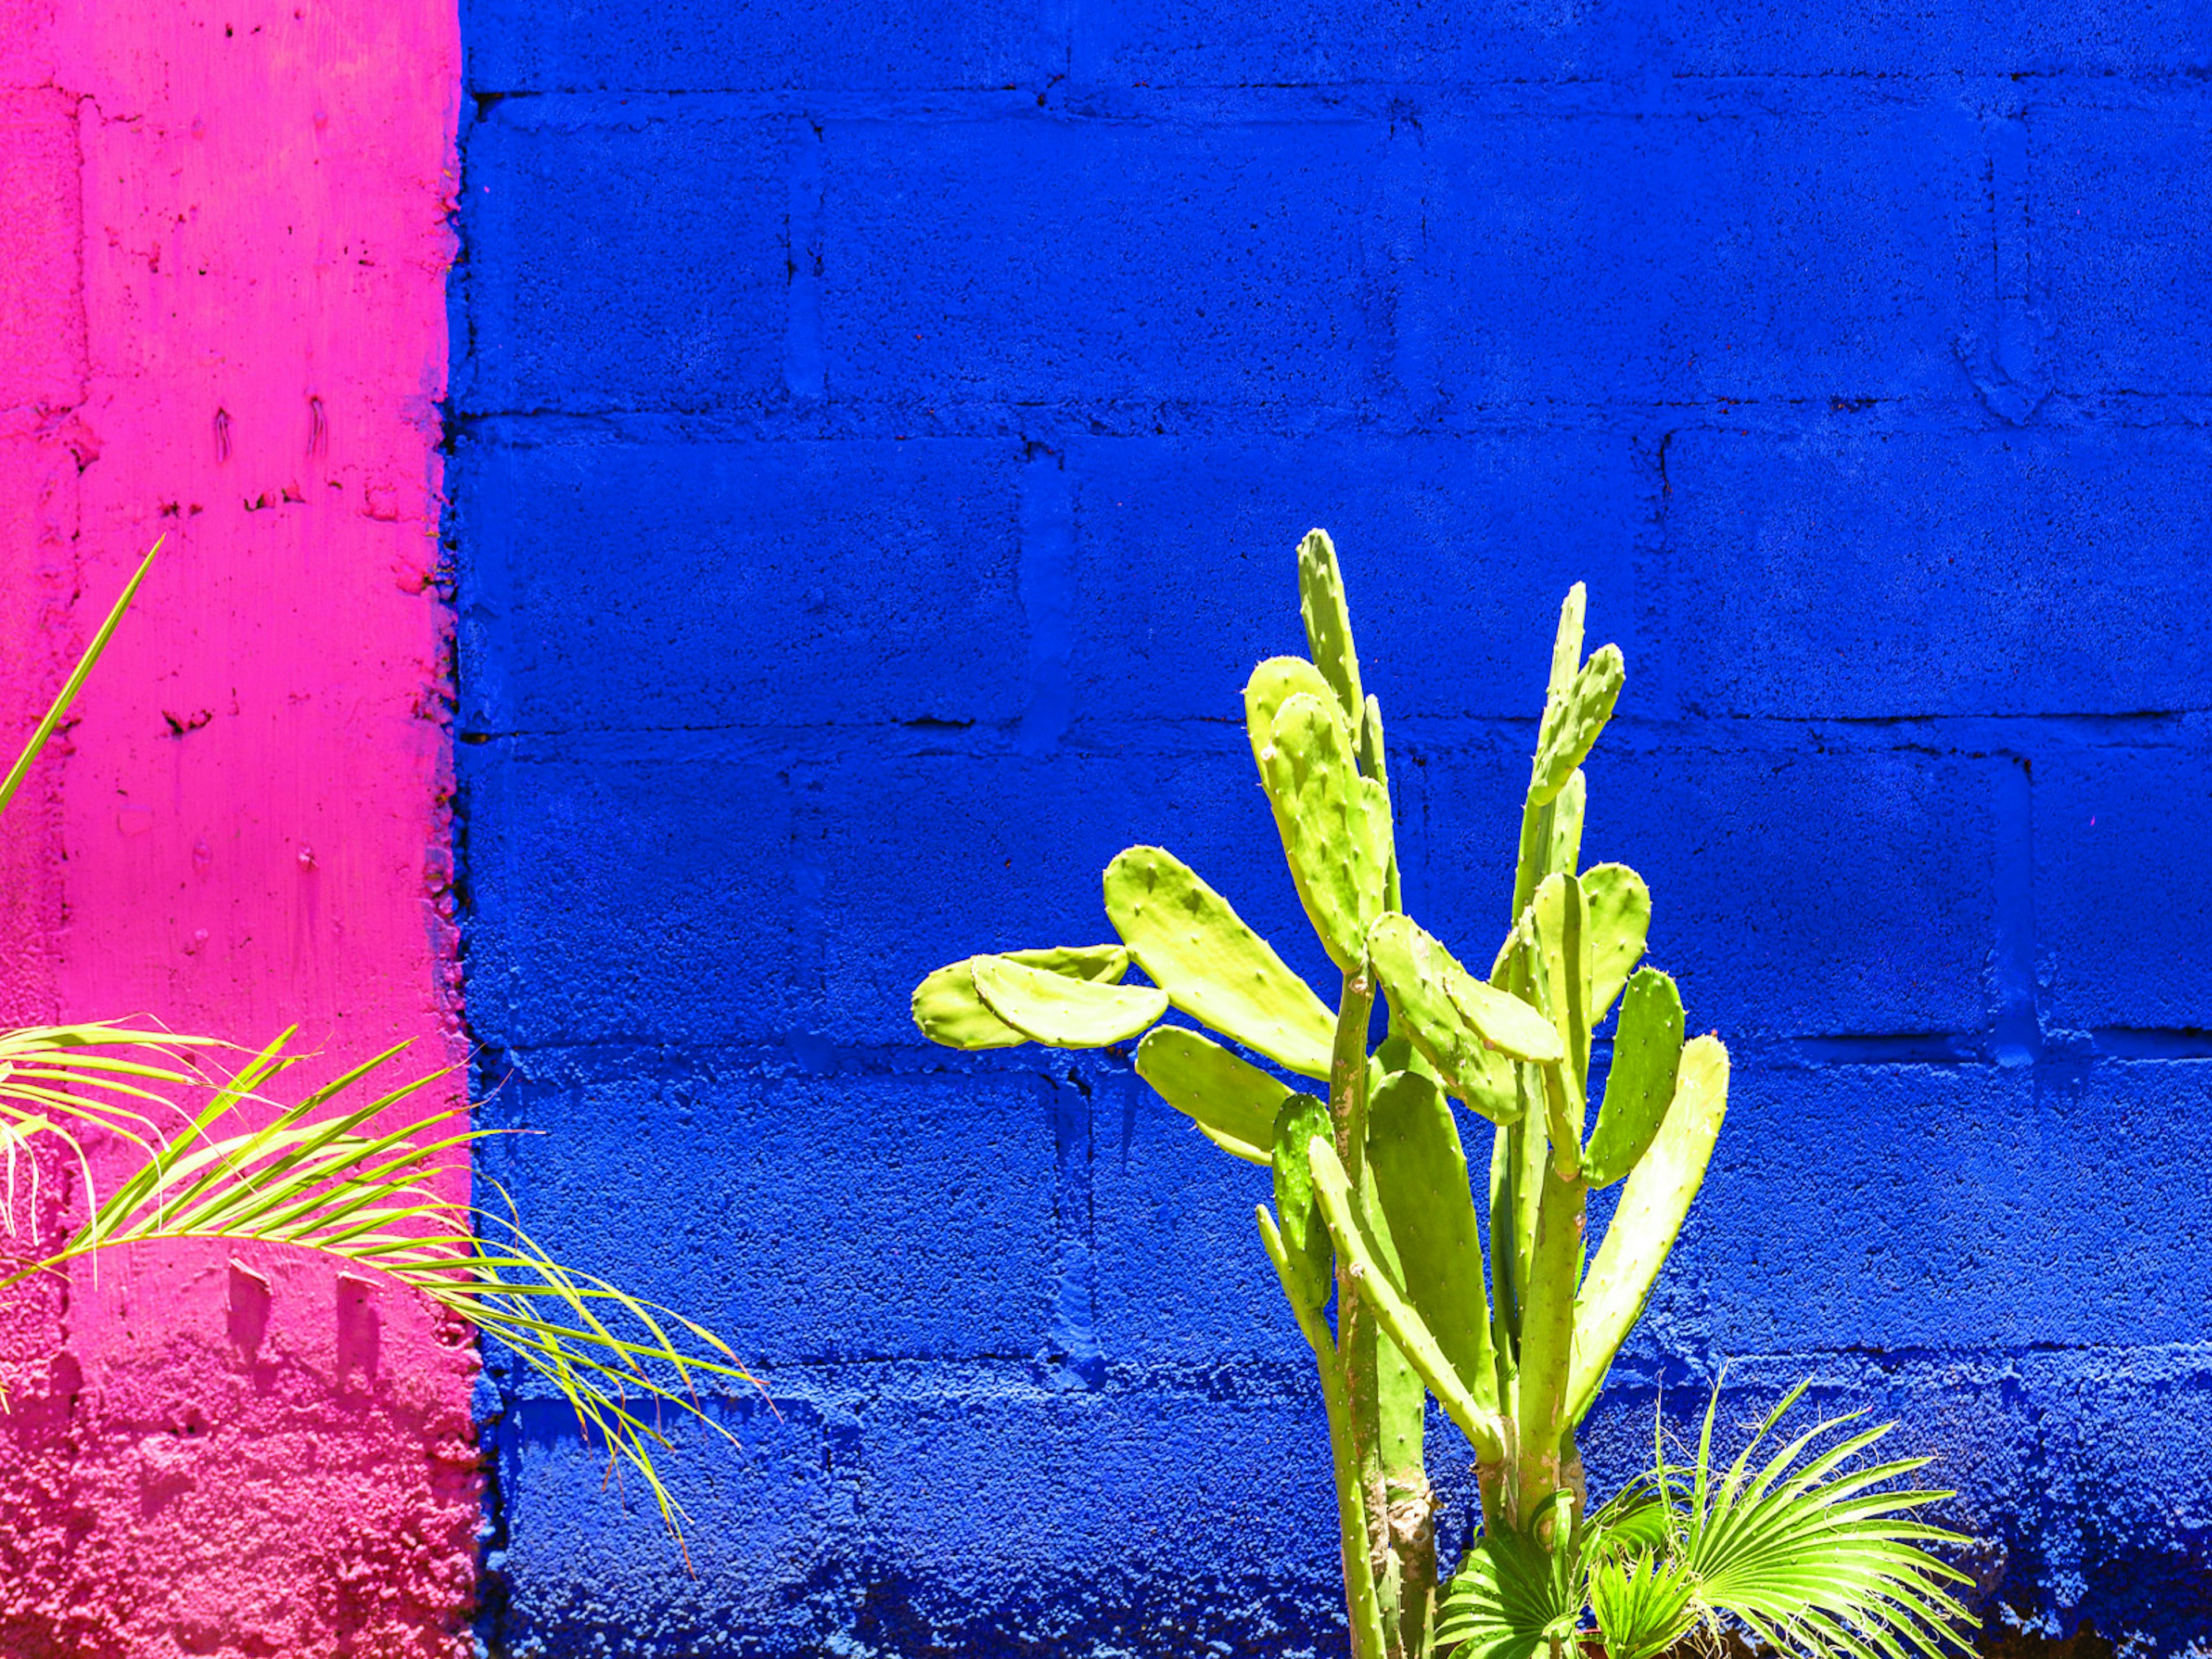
[0, 2, 472, 1653]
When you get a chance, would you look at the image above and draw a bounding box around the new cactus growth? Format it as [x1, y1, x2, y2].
[912, 532, 1974, 1658]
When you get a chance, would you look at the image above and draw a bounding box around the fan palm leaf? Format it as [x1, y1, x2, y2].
[1436, 1516, 1583, 1659]
[1437, 1382, 1979, 1659]
[1664, 1380, 1979, 1659]
[1585, 1548, 1697, 1659]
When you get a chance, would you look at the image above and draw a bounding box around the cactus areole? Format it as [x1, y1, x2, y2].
[915, 535, 1724, 1657]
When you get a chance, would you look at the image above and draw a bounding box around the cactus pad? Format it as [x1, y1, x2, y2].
[1368, 912, 1558, 1118]
[1259, 691, 1392, 971]
[1530, 643, 1624, 805]
[911, 944, 1132, 1049]
[1580, 968, 1684, 1187]
[1366, 915, 1510, 1112]
[1579, 862, 1651, 1025]
[971, 956, 1168, 1048]
[1448, 971, 1564, 1067]
[1103, 845, 1336, 1078]
[1243, 655, 1342, 778]
[1567, 1035, 1729, 1422]
[1547, 583, 1588, 702]
[1366, 1070, 1498, 1418]
[1296, 528, 1365, 730]
[1270, 1092, 1336, 1310]
[1548, 769, 1586, 878]
[1525, 873, 1585, 1041]
[1307, 1134, 1503, 1460]
[1135, 1026, 1293, 1165]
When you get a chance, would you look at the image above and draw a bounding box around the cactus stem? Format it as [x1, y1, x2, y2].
[1328, 964, 1376, 1175]
[1259, 1206, 1389, 1659]
[1539, 1061, 1584, 1185]
[1558, 877, 1589, 1109]
[1487, 1115, 1525, 1388]
[1322, 960, 1433, 1658]
[1510, 796, 1555, 923]
[1511, 1160, 1588, 1529]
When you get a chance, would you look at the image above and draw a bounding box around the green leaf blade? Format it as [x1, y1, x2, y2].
[0, 539, 162, 820]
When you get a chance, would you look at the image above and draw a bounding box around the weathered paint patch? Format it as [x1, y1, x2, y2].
[0, 1, 471, 1653]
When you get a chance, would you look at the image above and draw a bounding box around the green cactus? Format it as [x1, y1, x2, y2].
[910, 944, 1132, 1048]
[1581, 969, 1684, 1188]
[1103, 845, 1336, 1077]
[1256, 688, 1392, 971]
[912, 536, 1973, 1659]
[1135, 1026, 1285, 1165]
[1270, 1092, 1338, 1310]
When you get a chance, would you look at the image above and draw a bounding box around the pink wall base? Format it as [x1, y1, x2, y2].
[0, 2, 472, 1653]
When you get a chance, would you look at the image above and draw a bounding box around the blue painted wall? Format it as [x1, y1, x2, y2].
[448, 6, 2212, 1653]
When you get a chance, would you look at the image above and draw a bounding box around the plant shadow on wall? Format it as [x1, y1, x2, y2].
[916, 533, 1979, 1659]
[0, 546, 747, 1574]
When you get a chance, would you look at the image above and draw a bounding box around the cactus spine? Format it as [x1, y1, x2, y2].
[912, 536, 1730, 1657]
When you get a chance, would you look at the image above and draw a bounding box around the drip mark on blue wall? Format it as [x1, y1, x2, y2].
[1044, 1067, 1102, 1389]
[1018, 442, 1075, 757]
[1992, 755, 2040, 1067]
[786, 119, 825, 404]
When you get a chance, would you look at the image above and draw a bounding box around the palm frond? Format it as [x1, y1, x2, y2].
[1440, 1383, 1983, 1659]
[1437, 1520, 1582, 1659]
[1587, 1548, 1697, 1659]
[0, 541, 190, 1228]
[1670, 1380, 1980, 1659]
[0, 1021, 221, 1233]
[2, 544, 747, 1539]
[0, 538, 161, 818]
[4, 1031, 753, 1539]
[1588, 1481, 1675, 1559]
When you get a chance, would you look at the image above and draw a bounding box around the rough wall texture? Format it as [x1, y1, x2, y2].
[0, 2, 472, 1654]
[449, 5, 2212, 1656]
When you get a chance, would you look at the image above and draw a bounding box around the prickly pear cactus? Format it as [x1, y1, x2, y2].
[912, 536, 1730, 1659]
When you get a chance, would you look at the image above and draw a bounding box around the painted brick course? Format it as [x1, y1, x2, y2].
[454, 435, 1029, 732]
[453, 3, 2212, 1652]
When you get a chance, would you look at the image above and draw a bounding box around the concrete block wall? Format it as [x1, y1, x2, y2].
[450, 5, 2212, 1653]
